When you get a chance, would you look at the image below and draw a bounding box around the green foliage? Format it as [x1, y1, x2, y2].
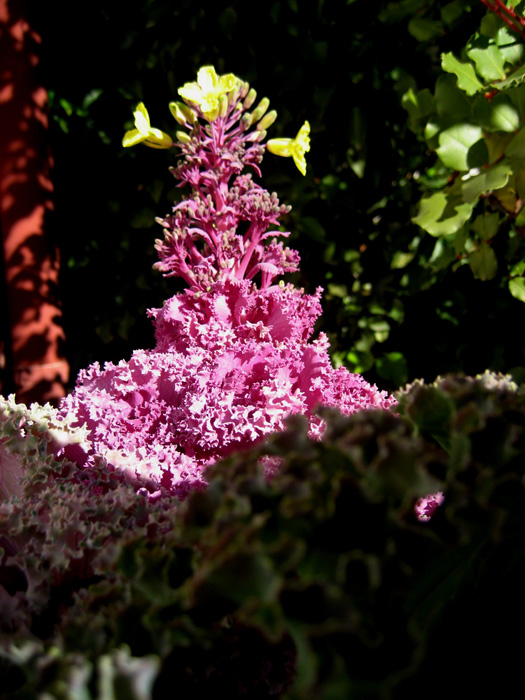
[2, 372, 525, 697]
[405, 1, 525, 299]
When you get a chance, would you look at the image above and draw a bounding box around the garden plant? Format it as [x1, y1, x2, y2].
[2, 3, 525, 697]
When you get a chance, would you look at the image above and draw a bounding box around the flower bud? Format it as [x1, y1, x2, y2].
[256, 110, 277, 131]
[251, 97, 270, 122]
[176, 130, 192, 145]
[169, 101, 197, 126]
[219, 93, 229, 118]
[228, 80, 242, 105]
[240, 113, 253, 131]
[244, 88, 257, 109]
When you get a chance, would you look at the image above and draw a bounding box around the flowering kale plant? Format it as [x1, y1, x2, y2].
[51, 66, 394, 498]
[2, 65, 525, 700]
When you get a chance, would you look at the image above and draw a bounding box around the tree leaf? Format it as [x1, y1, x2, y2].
[504, 125, 525, 158]
[508, 85, 525, 121]
[472, 93, 520, 133]
[484, 132, 514, 164]
[413, 187, 474, 237]
[376, 352, 409, 387]
[469, 244, 498, 280]
[515, 162, 525, 200]
[496, 27, 525, 66]
[409, 16, 444, 41]
[471, 212, 501, 241]
[436, 124, 485, 171]
[435, 74, 472, 119]
[509, 277, 525, 302]
[461, 161, 512, 203]
[491, 63, 525, 90]
[402, 87, 434, 132]
[441, 52, 484, 95]
[466, 44, 506, 82]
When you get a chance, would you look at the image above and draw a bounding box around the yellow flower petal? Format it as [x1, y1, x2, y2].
[217, 73, 238, 94]
[267, 121, 311, 175]
[292, 150, 307, 176]
[122, 128, 146, 148]
[133, 103, 151, 135]
[178, 82, 204, 103]
[178, 66, 240, 122]
[295, 121, 311, 152]
[266, 137, 293, 158]
[197, 66, 218, 94]
[143, 128, 173, 149]
[123, 102, 173, 149]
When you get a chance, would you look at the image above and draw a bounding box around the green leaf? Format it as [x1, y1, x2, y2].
[472, 93, 520, 133]
[436, 124, 486, 171]
[492, 63, 525, 90]
[402, 87, 434, 132]
[376, 352, 409, 388]
[515, 162, 525, 199]
[413, 186, 474, 237]
[495, 27, 525, 66]
[409, 16, 444, 41]
[299, 216, 326, 242]
[402, 385, 455, 450]
[510, 259, 525, 276]
[442, 52, 484, 95]
[480, 13, 501, 38]
[461, 160, 512, 203]
[390, 250, 416, 269]
[441, 1, 464, 25]
[434, 74, 472, 119]
[516, 206, 525, 225]
[504, 125, 525, 158]
[466, 44, 506, 82]
[509, 276, 525, 302]
[485, 132, 514, 163]
[469, 244, 498, 280]
[471, 212, 501, 241]
[508, 85, 525, 121]
[369, 318, 390, 343]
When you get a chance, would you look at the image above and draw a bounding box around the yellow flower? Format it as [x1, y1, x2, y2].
[178, 66, 238, 122]
[267, 121, 311, 176]
[122, 103, 173, 149]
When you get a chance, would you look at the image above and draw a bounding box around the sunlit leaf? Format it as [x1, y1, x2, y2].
[492, 63, 525, 90]
[413, 187, 474, 237]
[442, 52, 484, 95]
[390, 250, 416, 269]
[496, 27, 525, 66]
[436, 124, 485, 171]
[509, 276, 525, 302]
[461, 160, 512, 203]
[466, 44, 505, 82]
[472, 93, 520, 133]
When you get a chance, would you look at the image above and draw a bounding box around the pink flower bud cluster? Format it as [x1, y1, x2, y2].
[60, 71, 395, 498]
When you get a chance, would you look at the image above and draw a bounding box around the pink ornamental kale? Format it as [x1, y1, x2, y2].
[59, 67, 395, 498]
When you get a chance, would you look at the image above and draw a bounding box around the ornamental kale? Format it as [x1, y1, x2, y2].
[54, 65, 395, 498]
